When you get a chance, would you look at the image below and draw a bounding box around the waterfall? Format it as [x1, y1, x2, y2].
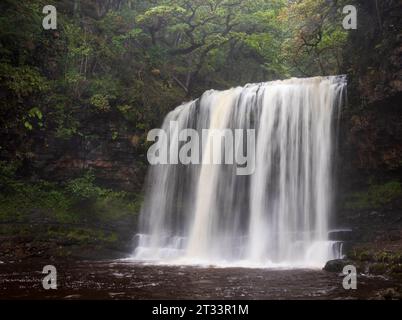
[132, 76, 346, 268]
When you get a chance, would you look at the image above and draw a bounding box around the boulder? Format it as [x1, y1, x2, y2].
[323, 259, 354, 273]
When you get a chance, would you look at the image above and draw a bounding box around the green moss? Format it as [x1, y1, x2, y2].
[0, 168, 143, 239]
[348, 247, 376, 262]
[44, 225, 119, 243]
[345, 181, 402, 210]
[391, 264, 402, 274]
[373, 251, 402, 264]
[0, 178, 72, 222]
[64, 228, 118, 244]
[359, 251, 375, 262]
[369, 263, 389, 275]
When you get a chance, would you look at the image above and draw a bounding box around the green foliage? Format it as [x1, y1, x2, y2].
[0, 179, 71, 221]
[346, 181, 402, 210]
[90, 94, 112, 112]
[0, 165, 141, 227]
[60, 228, 118, 244]
[0, 161, 21, 193]
[66, 172, 108, 200]
[0, 63, 49, 98]
[278, 0, 349, 76]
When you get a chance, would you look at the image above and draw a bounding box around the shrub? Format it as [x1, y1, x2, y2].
[65, 171, 107, 200]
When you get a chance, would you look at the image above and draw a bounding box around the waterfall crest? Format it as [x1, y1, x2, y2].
[132, 76, 346, 268]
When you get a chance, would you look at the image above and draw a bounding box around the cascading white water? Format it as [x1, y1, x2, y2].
[132, 76, 346, 268]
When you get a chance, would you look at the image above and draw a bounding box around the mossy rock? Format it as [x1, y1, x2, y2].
[378, 288, 402, 300]
[358, 251, 375, 262]
[374, 251, 402, 264]
[346, 247, 375, 262]
[391, 264, 402, 274]
[323, 259, 355, 273]
[368, 263, 389, 275]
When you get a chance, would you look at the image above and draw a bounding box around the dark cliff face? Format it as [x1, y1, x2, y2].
[30, 123, 148, 192]
[336, 0, 402, 244]
[19, 103, 159, 193]
[338, 94, 402, 191]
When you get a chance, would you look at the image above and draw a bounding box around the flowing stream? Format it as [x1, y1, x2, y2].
[133, 76, 347, 268]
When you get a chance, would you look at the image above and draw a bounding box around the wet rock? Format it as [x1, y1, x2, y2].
[387, 231, 401, 242]
[377, 288, 402, 300]
[64, 295, 81, 300]
[323, 259, 354, 273]
[328, 229, 353, 241]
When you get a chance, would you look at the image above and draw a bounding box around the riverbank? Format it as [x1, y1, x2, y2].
[0, 165, 140, 263]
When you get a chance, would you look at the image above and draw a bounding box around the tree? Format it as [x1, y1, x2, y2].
[135, 0, 287, 95]
[279, 0, 348, 76]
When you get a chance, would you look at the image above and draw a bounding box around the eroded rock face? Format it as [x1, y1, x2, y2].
[30, 122, 148, 192]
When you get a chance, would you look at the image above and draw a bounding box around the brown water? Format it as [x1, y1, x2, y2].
[0, 260, 398, 299]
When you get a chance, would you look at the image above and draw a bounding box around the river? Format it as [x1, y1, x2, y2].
[0, 260, 397, 299]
